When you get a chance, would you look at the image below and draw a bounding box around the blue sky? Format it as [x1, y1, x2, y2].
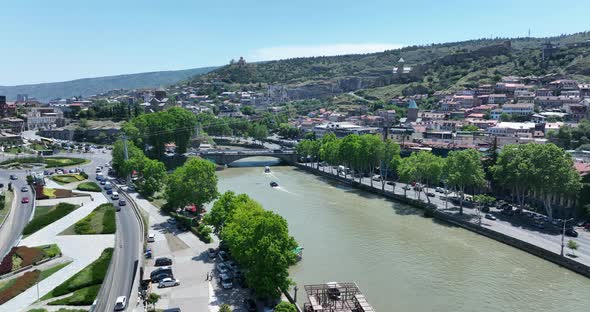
[1, 0, 588, 85]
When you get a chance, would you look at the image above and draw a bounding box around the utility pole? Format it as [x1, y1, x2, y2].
[560, 218, 574, 256]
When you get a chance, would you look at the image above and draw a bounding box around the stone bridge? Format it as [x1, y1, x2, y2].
[198, 149, 297, 165]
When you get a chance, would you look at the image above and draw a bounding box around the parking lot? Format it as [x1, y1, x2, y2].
[135, 194, 258, 312]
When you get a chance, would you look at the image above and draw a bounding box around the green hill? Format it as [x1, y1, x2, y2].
[0, 66, 217, 102]
[197, 32, 590, 101]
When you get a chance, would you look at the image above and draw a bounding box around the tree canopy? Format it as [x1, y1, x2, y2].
[165, 158, 218, 210]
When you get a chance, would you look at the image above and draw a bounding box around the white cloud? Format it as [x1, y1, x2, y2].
[249, 43, 403, 61]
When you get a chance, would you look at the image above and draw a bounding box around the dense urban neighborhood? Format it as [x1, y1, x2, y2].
[2, 28, 590, 312]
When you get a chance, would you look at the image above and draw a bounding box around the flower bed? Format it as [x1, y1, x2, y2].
[0, 270, 40, 304]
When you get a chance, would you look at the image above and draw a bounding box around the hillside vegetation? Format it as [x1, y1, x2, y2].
[196, 32, 590, 101]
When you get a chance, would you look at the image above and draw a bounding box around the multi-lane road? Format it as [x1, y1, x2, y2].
[0, 149, 142, 312]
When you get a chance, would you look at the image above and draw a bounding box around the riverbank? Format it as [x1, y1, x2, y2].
[293, 163, 590, 279]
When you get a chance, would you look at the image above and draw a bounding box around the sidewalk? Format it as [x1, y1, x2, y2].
[2, 192, 115, 311]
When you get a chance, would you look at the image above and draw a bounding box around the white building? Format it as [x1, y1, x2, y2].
[486, 122, 536, 137]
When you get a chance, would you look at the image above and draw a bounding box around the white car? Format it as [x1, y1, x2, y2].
[114, 296, 127, 311]
[147, 233, 155, 243]
[158, 277, 180, 288]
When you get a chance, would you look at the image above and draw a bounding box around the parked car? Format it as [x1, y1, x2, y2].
[243, 299, 257, 312]
[167, 218, 177, 225]
[208, 248, 218, 259]
[155, 257, 173, 267]
[21, 187, 28, 192]
[426, 192, 435, 197]
[402, 185, 411, 190]
[386, 181, 395, 186]
[226, 260, 238, 272]
[147, 233, 155, 243]
[219, 273, 233, 289]
[158, 277, 180, 288]
[485, 214, 497, 221]
[435, 187, 445, 193]
[114, 296, 127, 311]
[219, 251, 229, 262]
[565, 228, 579, 237]
[152, 272, 174, 283]
[216, 263, 229, 274]
[21, 197, 29, 204]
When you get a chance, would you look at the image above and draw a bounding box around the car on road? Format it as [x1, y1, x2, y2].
[100, 180, 106, 185]
[208, 248, 218, 259]
[95, 167, 101, 173]
[155, 257, 173, 267]
[111, 192, 119, 200]
[565, 228, 579, 237]
[21, 187, 28, 192]
[147, 233, 156, 243]
[106, 189, 113, 195]
[219, 273, 233, 289]
[216, 263, 230, 274]
[485, 214, 497, 221]
[402, 185, 411, 190]
[426, 192, 435, 197]
[21, 197, 29, 204]
[243, 299, 257, 312]
[163, 309, 181, 312]
[118, 199, 126, 206]
[114, 296, 127, 311]
[9, 175, 17, 180]
[158, 277, 180, 288]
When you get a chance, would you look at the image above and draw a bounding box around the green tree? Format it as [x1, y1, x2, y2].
[147, 293, 160, 310]
[221, 196, 298, 300]
[444, 149, 486, 214]
[360, 134, 383, 187]
[219, 304, 232, 312]
[165, 158, 218, 210]
[240, 105, 255, 116]
[338, 134, 362, 181]
[461, 124, 479, 132]
[474, 194, 496, 225]
[567, 240, 579, 257]
[205, 191, 252, 234]
[398, 157, 417, 198]
[136, 158, 166, 197]
[111, 139, 146, 178]
[274, 302, 297, 312]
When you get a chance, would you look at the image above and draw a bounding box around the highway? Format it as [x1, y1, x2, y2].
[0, 148, 142, 312]
[0, 167, 36, 259]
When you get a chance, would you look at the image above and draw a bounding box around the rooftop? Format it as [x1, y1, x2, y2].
[304, 282, 375, 312]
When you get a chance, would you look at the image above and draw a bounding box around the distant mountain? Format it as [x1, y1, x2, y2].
[0, 66, 218, 102]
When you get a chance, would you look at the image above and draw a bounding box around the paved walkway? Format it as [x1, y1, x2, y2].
[2, 192, 115, 311]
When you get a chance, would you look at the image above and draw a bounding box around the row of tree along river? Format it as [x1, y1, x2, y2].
[213, 157, 590, 312]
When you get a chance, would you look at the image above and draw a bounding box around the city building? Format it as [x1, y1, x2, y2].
[26, 107, 66, 130]
[501, 103, 534, 117]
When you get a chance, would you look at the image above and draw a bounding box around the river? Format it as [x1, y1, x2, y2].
[214, 158, 590, 312]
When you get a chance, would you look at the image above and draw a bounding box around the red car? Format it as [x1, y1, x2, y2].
[21, 197, 29, 204]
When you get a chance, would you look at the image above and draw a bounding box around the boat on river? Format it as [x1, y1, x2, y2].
[270, 181, 279, 187]
[293, 246, 304, 261]
[264, 166, 271, 173]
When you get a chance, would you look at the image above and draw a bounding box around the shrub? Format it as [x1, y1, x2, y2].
[48, 284, 101, 306]
[44, 157, 87, 168]
[15, 246, 44, 267]
[79, 172, 89, 179]
[76, 182, 101, 192]
[45, 248, 113, 299]
[190, 224, 212, 244]
[23, 203, 78, 235]
[102, 208, 116, 233]
[73, 204, 115, 235]
[0, 247, 17, 275]
[0, 270, 41, 304]
[274, 302, 297, 312]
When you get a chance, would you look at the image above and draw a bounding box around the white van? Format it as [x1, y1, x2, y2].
[111, 192, 119, 200]
[104, 182, 112, 190]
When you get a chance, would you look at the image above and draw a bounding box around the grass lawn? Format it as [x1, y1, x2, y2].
[48, 284, 101, 306]
[0, 190, 14, 225]
[23, 203, 79, 236]
[38, 244, 62, 259]
[51, 174, 86, 184]
[61, 204, 116, 235]
[43, 157, 89, 168]
[76, 182, 101, 192]
[41, 248, 113, 302]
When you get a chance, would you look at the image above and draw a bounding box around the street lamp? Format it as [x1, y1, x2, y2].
[560, 218, 574, 257]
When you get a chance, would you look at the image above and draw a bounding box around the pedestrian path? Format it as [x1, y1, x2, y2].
[2, 192, 115, 311]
